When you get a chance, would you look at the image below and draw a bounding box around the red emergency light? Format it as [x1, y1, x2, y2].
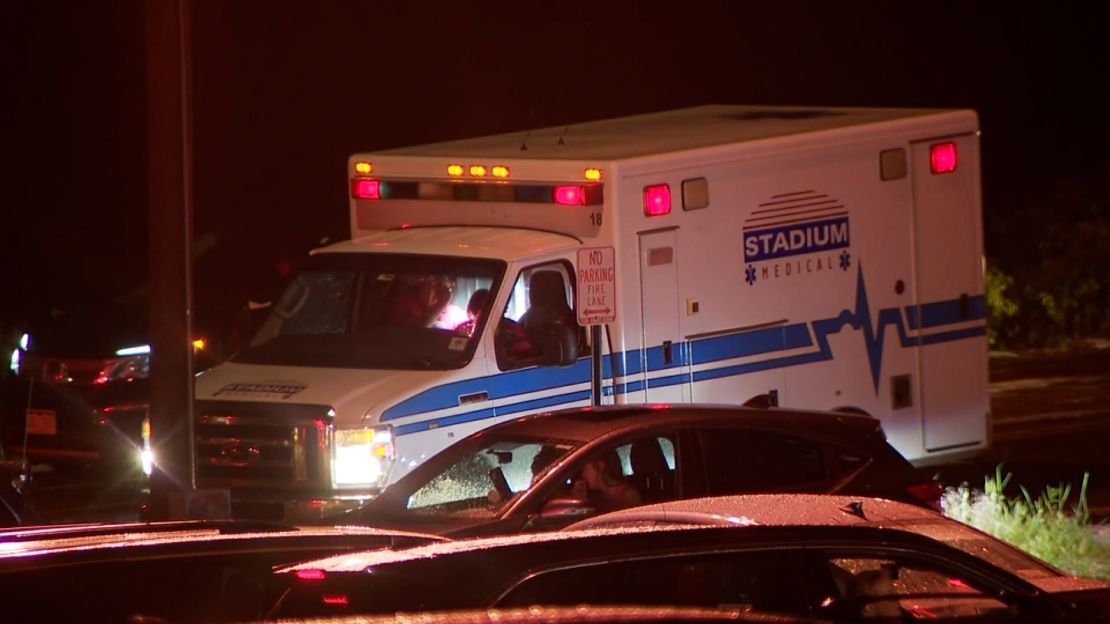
[643, 183, 671, 216]
[553, 185, 586, 205]
[350, 178, 381, 200]
[930, 142, 957, 174]
[295, 569, 327, 581]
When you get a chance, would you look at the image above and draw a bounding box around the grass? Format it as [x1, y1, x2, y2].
[941, 465, 1109, 580]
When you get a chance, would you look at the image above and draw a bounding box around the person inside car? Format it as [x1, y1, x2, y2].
[571, 451, 643, 513]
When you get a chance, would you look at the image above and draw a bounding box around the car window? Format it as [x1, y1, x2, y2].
[823, 557, 1011, 619]
[623, 434, 680, 504]
[496, 550, 811, 615]
[696, 428, 827, 494]
[405, 440, 574, 517]
[496, 261, 589, 371]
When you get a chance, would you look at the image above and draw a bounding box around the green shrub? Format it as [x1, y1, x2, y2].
[942, 465, 1109, 580]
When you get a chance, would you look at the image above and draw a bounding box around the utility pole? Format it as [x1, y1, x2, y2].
[144, 0, 195, 519]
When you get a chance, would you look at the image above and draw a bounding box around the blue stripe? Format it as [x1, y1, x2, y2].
[919, 325, 987, 345]
[905, 295, 987, 330]
[496, 389, 593, 417]
[691, 323, 813, 365]
[394, 407, 497, 435]
[383, 359, 592, 421]
[387, 265, 987, 433]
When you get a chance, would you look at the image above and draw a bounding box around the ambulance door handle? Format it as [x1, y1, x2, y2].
[662, 340, 673, 365]
[459, 391, 488, 405]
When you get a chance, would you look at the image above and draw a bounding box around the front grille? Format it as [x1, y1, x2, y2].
[194, 400, 332, 490]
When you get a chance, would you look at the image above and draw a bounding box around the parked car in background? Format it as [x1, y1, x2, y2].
[272, 494, 1110, 622]
[0, 302, 228, 523]
[0, 461, 39, 526]
[329, 404, 941, 537]
[0, 519, 445, 623]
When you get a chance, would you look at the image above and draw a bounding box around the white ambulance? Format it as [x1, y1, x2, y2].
[193, 105, 989, 518]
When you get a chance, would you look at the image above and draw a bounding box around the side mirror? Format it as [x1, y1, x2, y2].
[539, 497, 595, 522]
[539, 319, 578, 367]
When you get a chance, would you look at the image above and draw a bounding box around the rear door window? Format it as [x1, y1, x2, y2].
[822, 556, 1012, 619]
[496, 550, 812, 614]
[695, 428, 827, 494]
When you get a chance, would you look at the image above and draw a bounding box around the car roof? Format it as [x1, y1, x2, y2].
[283, 495, 946, 574]
[565, 493, 938, 529]
[480, 403, 883, 444]
[293, 493, 1101, 594]
[0, 520, 445, 569]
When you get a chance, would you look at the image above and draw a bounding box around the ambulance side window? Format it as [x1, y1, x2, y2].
[496, 261, 588, 371]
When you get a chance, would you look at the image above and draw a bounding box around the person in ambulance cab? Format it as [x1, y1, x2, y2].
[454, 289, 535, 360]
[387, 275, 454, 328]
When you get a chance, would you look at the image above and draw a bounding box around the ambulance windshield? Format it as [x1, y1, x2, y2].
[233, 253, 505, 370]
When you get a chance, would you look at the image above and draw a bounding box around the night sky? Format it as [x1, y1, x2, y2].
[3, 2, 1107, 351]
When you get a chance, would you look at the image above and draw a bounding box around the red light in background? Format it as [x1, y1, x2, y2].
[553, 185, 585, 205]
[323, 595, 350, 606]
[350, 178, 381, 199]
[930, 142, 957, 174]
[643, 184, 671, 216]
[295, 569, 327, 581]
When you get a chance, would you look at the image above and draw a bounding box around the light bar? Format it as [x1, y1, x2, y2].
[554, 185, 585, 205]
[354, 179, 603, 205]
[447, 164, 464, 176]
[469, 165, 488, 177]
[491, 165, 510, 178]
[350, 178, 381, 200]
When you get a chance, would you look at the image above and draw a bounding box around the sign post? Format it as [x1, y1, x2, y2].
[576, 247, 617, 406]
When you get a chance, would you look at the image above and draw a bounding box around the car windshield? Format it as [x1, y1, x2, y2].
[379, 436, 580, 519]
[233, 253, 504, 370]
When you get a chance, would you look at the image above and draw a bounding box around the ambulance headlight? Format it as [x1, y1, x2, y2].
[332, 425, 395, 489]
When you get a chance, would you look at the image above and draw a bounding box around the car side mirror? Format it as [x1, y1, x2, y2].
[539, 320, 578, 367]
[539, 497, 595, 522]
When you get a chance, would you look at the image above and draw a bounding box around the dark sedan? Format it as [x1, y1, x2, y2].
[330, 403, 940, 537]
[0, 519, 444, 623]
[272, 495, 1110, 622]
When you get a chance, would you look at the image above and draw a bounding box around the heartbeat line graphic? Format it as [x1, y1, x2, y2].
[810, 264, 905, 392]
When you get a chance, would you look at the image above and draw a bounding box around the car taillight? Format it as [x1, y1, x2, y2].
[906, 480, 945, 511]
[295, 569, 327, 581]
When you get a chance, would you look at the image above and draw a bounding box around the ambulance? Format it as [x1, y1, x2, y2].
[193, 105, 989, 518]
